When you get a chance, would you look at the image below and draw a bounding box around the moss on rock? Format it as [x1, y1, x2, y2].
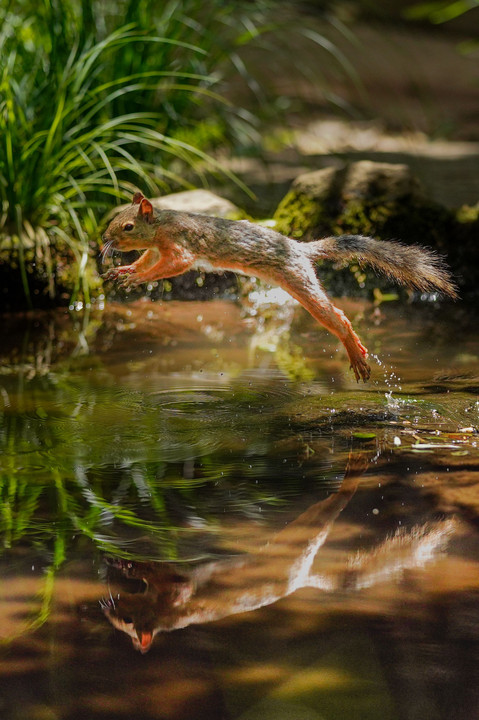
[273, 161, 477, 299]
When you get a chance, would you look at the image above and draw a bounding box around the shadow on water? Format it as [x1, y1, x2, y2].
[1, 297, 479, 719]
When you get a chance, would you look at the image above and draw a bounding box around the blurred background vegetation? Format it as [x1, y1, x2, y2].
[0, 0, 478, 308]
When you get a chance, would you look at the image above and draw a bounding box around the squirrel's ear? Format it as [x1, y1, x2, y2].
[132, 192, 144, 205]
[138, 197, 154, 223]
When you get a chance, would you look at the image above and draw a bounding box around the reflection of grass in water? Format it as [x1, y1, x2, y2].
[0, 369, 361, 548]
[4, 355, 474, 636]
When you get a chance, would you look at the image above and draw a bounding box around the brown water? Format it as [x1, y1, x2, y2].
[1, 297, 478, 720]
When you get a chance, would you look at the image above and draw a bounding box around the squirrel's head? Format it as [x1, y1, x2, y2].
[101, 559, 194, 653]
[102, 192, 157, 253]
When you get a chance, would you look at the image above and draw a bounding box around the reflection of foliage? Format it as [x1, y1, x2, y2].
[275, 334, 315, 382]
[0, 363, 358, 638]
[0, 368, 354, 565]
[1, 338, 476, 638]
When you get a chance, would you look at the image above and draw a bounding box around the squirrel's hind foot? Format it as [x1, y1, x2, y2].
[346, 342, 370, 382]
[351, 357, 371, 383]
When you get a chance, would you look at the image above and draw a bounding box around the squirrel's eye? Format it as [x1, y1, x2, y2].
[123, 223, 134, 231]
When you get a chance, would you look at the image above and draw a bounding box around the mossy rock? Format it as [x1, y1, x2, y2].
[274, 162, 424, 237]
[274, 161, 477, 299]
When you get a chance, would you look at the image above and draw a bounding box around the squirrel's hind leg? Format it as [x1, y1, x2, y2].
[274, 269, 371, 382]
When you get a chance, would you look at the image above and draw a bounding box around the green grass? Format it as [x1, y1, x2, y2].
[0, 0, 361, 308]
[0, 1, 268, 307]
[0, 17, 236, 306]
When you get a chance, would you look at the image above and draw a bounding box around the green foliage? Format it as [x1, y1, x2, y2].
[0, 0, 362, 307]
[0, 21, 220, 305]
[0, 1, 265, 306]
[404, 1, 479, 53]
[404, 1, 479, 23]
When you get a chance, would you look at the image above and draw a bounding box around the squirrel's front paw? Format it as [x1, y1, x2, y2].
[102, 266, 133, 282]
[117, 272, 142, 289]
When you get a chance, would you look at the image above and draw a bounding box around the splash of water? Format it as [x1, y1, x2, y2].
[368, 353, 403, 407]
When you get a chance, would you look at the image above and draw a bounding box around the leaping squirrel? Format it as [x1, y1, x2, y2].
[102, 192, 457, 381]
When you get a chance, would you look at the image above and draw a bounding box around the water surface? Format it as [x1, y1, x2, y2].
[1, 297, 478, 720]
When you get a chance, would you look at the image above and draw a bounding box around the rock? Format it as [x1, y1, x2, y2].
[273, 160, 465, 298]
[111, 189, 246, 220]
[151, 189, 245, 219]
[340, 161, 424, 203]
[274, 161, 427, 240]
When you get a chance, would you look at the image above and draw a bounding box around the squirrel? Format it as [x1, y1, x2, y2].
[102, 192, 457, 382]
[102, 454, 366, 653]
[101, 453, 454, 653]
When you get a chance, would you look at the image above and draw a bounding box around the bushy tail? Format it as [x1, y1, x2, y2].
[306, 234, 458, 298]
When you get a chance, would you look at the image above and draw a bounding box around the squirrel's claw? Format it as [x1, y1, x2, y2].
[347, 345, 371, 383]
[102, 266, 134, 282]
[118, 273, 142, 289]
[350, 357, 371, 383]
[102, 265, 142, 289]
[102, 269, 118, 282]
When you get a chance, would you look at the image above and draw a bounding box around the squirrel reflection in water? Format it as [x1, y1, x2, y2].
[101, 455, 455, 654]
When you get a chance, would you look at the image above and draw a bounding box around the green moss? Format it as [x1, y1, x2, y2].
[274, 161, 479, 299]
[273, 183, 465, 297]
[224, 209, 251, 222]
[456, 203, 479, 224]
[330, 198, 456, 294]
[330, 197, 454, 249]
[333, 201, 379, 237]
[274, 190, 332, 239]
